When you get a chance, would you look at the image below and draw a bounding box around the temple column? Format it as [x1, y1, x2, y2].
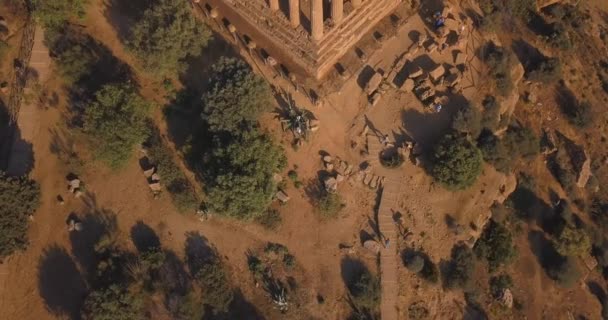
[311, 0, 323, 41]
[289, 0, 300, 28]
[332, 0, 343, 23]
[352, 0, 362, 8]
[269, 0, 279, 12]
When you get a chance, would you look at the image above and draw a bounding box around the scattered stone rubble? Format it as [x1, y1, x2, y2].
[67, 175, 83, 198]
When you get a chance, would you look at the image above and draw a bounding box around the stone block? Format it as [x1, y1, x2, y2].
[365, 72, 383, 95]
[429, 65, 446, 82]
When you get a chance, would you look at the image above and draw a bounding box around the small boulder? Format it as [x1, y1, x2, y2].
[276, 190, 290, 203]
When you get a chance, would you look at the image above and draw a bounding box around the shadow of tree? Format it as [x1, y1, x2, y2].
[38, 245, 87, 320]
[160, 250, 196, 317]
[102, 0, 152, 43]
[527, 230, 564, 277]
[68, 208, 118, 282]
[213, 288, 266, 320]
[184, 231, 216, 275]
[130, 221, 161, 253]
[5, 125, 35, 176]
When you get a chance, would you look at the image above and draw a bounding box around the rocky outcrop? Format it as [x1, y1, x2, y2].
[555, 131, 592, 188]
[536, 0, 570, 11]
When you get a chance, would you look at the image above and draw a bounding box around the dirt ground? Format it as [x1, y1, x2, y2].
[1, 0, 608, 319]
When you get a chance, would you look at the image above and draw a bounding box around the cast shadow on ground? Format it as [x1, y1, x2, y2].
[340, 256, 369, 291]
[527, 230, 564, 278]
[38, 245, 87, 320]
[103, 0, 151, 43]
[4, 125, 35, 176]
[184, 231, 217, 275]
[69, 208, 118, 281]
[130, 221, 161, 253]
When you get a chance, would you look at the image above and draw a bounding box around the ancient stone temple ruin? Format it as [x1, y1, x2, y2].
[194, 0, 402, 80]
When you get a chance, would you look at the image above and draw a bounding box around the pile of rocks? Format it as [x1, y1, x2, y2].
[67, 175, 84, 198]
[142, 163, 162, 196]
[355, 168, 385, 190]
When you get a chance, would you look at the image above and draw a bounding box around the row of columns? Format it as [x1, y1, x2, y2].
[268, 0, 364, 42]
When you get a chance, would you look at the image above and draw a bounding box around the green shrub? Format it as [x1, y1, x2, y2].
[0, 41, 9, 60]
[405, 254, 425, 273]
[452, 104, 482, 138]
[317, 192, 343, 218]
[444, 244, 475, 289]
[431, 133, 483, 190]
[83, 84, 151, 169]
[146, 127, 198, 212]
[0, 172, 41, 258]
[194, 261, 234, 313]
[127, 0, 211, 77]
[348, 269, 381, 311]
[478, 126, 539, 173]
[489, 274, 513, 298]
[552, 224, 591, 257]
[264, 242, 289, 256]
[283, 253, 296, 269]
[254, 209, 282, 230]
[480, 96, 501, 131]
[287, 170, 298, 181]
[82, 284, 144, 320]
[56, 43, 97, 85]
[475, 220, 517, 272]
[380, 151, 404, 168]
[527, 58, 562, 84]
[564, 100, 592, 128]
[483, 42, 514, 96]
[31, 0, 88, 29]
[408, 301, 430, 320]
[419, 257, 439, 284]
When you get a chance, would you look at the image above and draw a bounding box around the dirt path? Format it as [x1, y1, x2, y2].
[7, 26, 50, 176]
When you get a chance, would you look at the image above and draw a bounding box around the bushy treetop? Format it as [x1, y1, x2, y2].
[202, 57, 272, 133]
[127, 0, 211, 76]
[0, 172, 41, 258]
[83, 84, 152, 168]
[431, 133, 483, 190]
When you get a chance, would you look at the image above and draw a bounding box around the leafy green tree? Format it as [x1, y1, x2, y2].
[483, 42, 514, 96]
[489, 274, 513, 298]
[0, 172, 41, 258]
[82, 284, 144, 320]
[127, 0, 211, 76]
[56, 43, 97, 85]
[317, 192, 343, 219]
[349, 269, 381, 311]
[552, 224, 591, 257]
[431, 133, 483, 190]
[194, 261, 234, 312]
[202, 58, 272, 133]
[452, 105, 482, 138]
[405, 254, 425, 273]
[203, 130, 286, 219]
[31, 0, 88, 29]
[445, 244, 475, 289]
[474, 220, 517, 272]
[83, 84, 151, 168]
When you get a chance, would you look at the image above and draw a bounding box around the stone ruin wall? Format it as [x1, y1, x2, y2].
[197, 0, 401, 80]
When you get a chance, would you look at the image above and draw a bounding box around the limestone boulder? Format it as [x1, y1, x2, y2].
[365, 72, 383, 95]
